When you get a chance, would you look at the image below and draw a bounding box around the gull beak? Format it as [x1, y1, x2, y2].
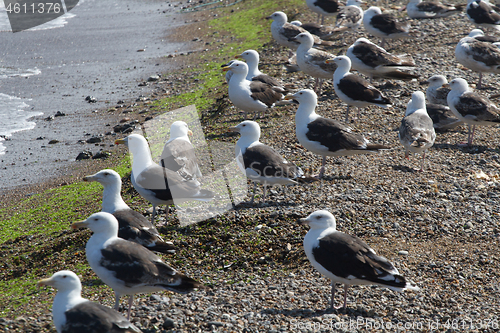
[71, 220, 89, 230]
[288, 37, 297, 42]
[325, 59, 334, 64]
[37, 277, 53, 288]
[298, 218, 309, 225]
[82, 176, 90, 182]
[228, 126, 239, 133]
[114, 138, 126, 145]
[265, 15, 272, 20]
[284, 95, 294, 100]
[222, 66, 231, 72]
[188, 130, 193, 136]
[442, 83, 450, 89]
[235, 54, 242, 59]
[419, 80, 429, 86]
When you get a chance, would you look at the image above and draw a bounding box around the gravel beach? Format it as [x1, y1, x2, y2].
[1, 0, 500, 332]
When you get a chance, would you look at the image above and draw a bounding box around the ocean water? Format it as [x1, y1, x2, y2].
[0, 2, 78, 155]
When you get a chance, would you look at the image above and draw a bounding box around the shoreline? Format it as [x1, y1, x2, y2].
[0, 0, 196, 191]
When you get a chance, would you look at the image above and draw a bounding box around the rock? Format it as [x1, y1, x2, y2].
[48, 139, 59, 144]
[86, 137, 102, 144]
[44, 115, 54, 121]
[92, 151, 110, 159]
[36, 137, 44, 140]
[162, 318, 175, 329]
[85, 95, 97, 103]
[54, 111, 66, 117]
[398, 250, 409, 256]
[148, 75, 160, 82]
[75, 151, 93, 161]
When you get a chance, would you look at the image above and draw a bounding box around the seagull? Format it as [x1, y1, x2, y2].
[405, 0, 465, 19]
[447, 78, 500, 146]
[222, 60, 283, 119]
[398, 91, 436, 171]
[266, 11, 335, 50]
[363, 6, 411, 48]
[83, 169, 176, 253]
[300, 210, 419, 310]
[306, 0, 341, 24]
[468, 28, 500, 43]
[38, 270, 141, 333]
[290, 31, 337, 93]
[423, 75, 450, 105]
[160, 121, 202, 180]
[285, 89, 390, 179]
[329, 55, 392, 121]
[466, 0, 500, 31]
[346, 38, 419, 81]
[229, 120, 305, 203]
[233, 49, 288, 93]
[455, 36, 500, 89]
[336, 0, 365, 32]
[72, 212, 205, 320]
[115, 134, 214, 224]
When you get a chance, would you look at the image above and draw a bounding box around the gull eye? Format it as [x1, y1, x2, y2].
[62, 275, 67, 278]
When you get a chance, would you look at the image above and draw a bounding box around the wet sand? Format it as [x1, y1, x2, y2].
[0, 0, 194, 191]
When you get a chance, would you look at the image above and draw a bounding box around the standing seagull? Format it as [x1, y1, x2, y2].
[346, 38, 418, 82]
[398, 91, 436, 171]
[38, 271, 141, 333]
[233, 49, 287, 91]
[160, 121, 202, 180]
[455, 36, 500, 89]
[363, 6, 411, 48]
[466, 0, 500, 31]
[285, 89, 390, 179]
[405, 0, 465, 19]
[222, 60, 283, 119]
[72, 212, 205, 320]
[306, 0, 341, 24]
[230, 120, 304, 203]
[266, 11, 335, 50]
[84, 169, 176, 253]
[447, 78, 500, 146]
[329, 55, 392, 121]
[115, 134, 214, 224]
[300, 210, 419, 309]
[291, 31, 337, 93]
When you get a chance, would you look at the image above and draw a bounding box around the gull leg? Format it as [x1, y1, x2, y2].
[151, 205, 157, 224]
[127, 294, 134, 320]
[318, 79, 323, 95]
[380, 38, 386, 49]
[419, 152, 426, 172]
[330, 282, 336, 309]
[250, 182, 257, 204]
[341, 284, 348, 310]
[468, 124, 476, 146]
[262, 184, 268, 201]
[357, 107, 361, 119]
[314, 156, 327, 179]
[477, 72, 483, 90]
[345, 105, 350, 122]
[114, 293, 120, 311]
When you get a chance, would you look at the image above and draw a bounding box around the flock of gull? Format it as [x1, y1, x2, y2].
[36, 0, 500, 332]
